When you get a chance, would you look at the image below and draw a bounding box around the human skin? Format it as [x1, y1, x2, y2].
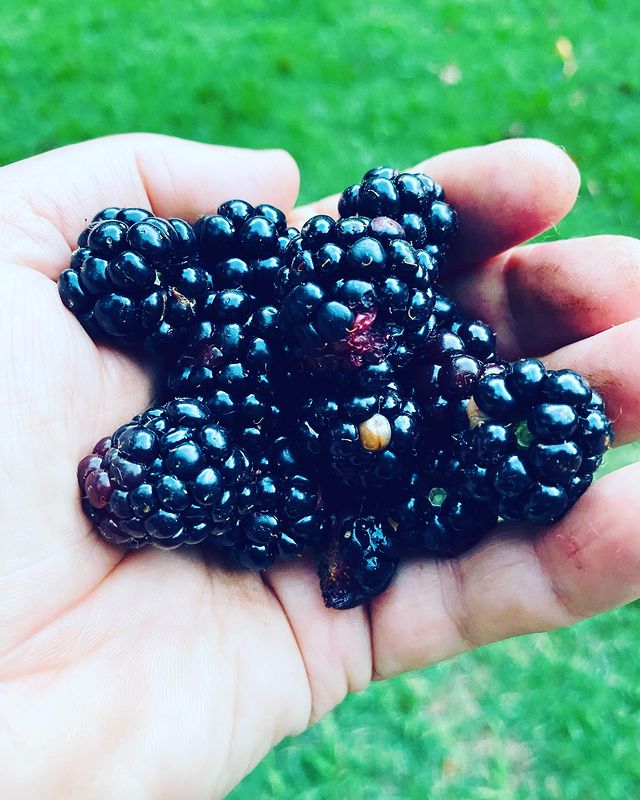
[1, 134, 639, 799]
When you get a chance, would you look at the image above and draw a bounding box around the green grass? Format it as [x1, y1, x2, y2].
[1, 0, 639, 796]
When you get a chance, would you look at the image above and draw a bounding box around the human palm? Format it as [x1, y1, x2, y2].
[2, 134, 640, 799]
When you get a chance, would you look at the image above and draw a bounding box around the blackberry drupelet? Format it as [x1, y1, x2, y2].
[296, 378, 422, 488]
[318, 514, 398, 609]
[277, 213, 437, 372]
[215, 436, 329, 569]
[78, 400, 327, 561]
[463, 359, 613, 524]
[337, 166, 458, 267]
[59, 208, 208, 352]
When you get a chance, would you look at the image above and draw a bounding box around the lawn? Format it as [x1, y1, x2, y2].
[2, 1, 639, 796]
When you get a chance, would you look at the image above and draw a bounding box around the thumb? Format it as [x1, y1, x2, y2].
[0, 133, 300, 278]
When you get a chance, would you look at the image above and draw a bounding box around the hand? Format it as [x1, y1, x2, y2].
[1, 134, 638, 799]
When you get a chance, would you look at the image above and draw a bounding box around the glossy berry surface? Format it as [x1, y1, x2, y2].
[463, 360, 613, 524]
[278, 214, 436, 373]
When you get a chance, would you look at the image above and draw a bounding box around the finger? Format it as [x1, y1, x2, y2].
[542, 317, 640, 445]
[291, 138, 580, 267]
[0, 133, 300, 278]
[447, 235, 640, 359]
[372, 462, 640, 679]
[263, 559, 372, 723]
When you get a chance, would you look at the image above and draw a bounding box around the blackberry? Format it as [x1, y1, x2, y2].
[78, 398, 249, 549]
[296, 379, 421, 488]
[337, 166, 458, 267]
[413, 305, 499, 439]
[78, 400, 326, 562]
[277, 214, 437, 372]
[389, 444, 498, 558]
[196, 201, 295, 302]
[59, 208, 208, 352]
[167, 299, 295, 452]
[463, 360, 613, 524]
[214, 436, 329, 569]
[318, 514, 398, 609]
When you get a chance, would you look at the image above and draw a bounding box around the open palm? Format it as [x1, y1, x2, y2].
[1, 134, 639, 800]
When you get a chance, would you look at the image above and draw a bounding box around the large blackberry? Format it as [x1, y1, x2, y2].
[78, 398, 249, 549]
[166, 209, 300, 450]
[463, 360, 613, 524]
[277, 214, 437, 372]
[59, 208, 209, 352]
[337, 166, 458, 267]
[318, 514, 398, 609]
[78, 399, 327, 561]
[296, 378, 422, 488]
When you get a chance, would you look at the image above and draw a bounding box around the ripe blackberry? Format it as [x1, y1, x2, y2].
[337, 166, 458, 266]
[413, 308, 499, 439]
[59, 208, 208, 352]
[195, 201, 295, 303]
[277, 214, 437, 372]
[296, 378, 422, 488]
[167, 299, 294, 453]
[463, 360, 613, 524]
[388, 444, 498, 558]
[214, 436, 329, 569]
[78, 398, 250, 549]
[318, 514, 398, 609]
[78, 399, 326, 562]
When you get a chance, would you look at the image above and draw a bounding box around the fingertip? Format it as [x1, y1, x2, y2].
[412, 137, 582, 266]
[251, 147, 301, 212]
[505, 138, 581, 226]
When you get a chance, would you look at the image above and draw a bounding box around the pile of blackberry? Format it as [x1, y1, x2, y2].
[61, 167, 613, 610]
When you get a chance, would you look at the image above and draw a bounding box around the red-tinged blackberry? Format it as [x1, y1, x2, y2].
[318, 514, 398, 609]
[79, 401, 326, 563]
[388, 445, 498, 558]
[462, 360, 614, 524]
[59, 208, 209, 353]
[78, 398, 250, 549]
[277, 214, 436, 373]
[195, 201, 296, 303]
[337, 166, 458, 266]
[296, 379, 422, 488]
[214, 436, 329, 569]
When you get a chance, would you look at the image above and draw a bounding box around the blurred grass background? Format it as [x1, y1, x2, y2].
[1, 0, 639, 796]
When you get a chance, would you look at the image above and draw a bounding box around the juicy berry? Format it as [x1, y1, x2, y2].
[59, 209, 206, 352]
[78, 398, 326, 560]
[337, 166, 458, 266]
[296, 379, 421, 488]
[464, 360, 613, 524]
[277, 214, 437, 372]
[318, 514, 398, 609]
